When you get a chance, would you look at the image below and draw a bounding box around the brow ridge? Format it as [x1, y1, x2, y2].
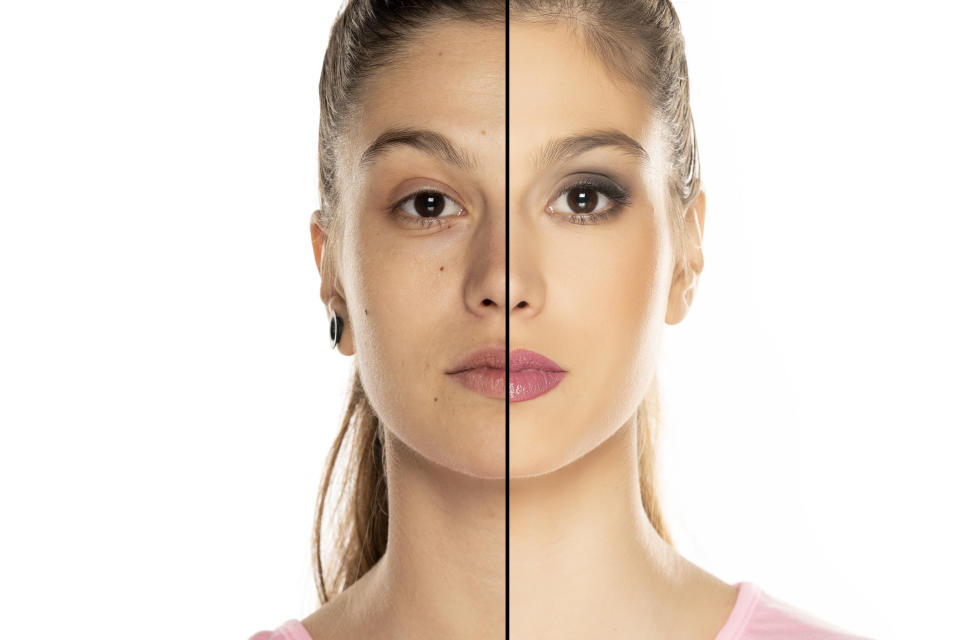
[359, 127, 479, 171]
[532, 129, 650, 169]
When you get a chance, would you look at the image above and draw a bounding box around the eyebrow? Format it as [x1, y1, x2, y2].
[531, 129, 650, 169]
[358, 127, 479, 172]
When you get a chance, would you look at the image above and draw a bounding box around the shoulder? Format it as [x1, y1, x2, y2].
[714, 582, 874, 640]
[248, 619, 314, 640]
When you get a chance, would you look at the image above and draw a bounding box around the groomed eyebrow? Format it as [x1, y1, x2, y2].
[358, 127, 479, 172]
[532, 129, 650, 169]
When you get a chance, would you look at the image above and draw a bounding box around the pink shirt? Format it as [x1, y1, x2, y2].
[249, 581, 871, 639]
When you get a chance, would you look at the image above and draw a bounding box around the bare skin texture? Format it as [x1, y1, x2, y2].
[308, 21, 507, 640]
[306, 18, 737, 640]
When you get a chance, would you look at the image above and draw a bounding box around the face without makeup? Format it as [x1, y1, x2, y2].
[312, 21, 507, 479]
[508, 21, 702, 478]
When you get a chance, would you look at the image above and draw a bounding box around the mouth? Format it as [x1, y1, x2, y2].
[446, 347, 567, 402]
[507, 349, 566, 402]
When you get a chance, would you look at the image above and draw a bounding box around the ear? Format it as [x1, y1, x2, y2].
[665, 190, 706, 325]
[310, 211, 355, 355]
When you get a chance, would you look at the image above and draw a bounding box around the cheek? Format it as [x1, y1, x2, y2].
[553, 215, 668, 364]
[343, 224, 451, 390]
[340, 218, 505, 477]
[543, 211, 671, 456]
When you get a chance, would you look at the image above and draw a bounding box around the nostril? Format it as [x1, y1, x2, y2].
[482, 299, 494, 306]
[516, 301, 528, 308]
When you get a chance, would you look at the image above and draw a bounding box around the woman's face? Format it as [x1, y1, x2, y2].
[508, 21, 703, 477]
[313, 19, 702, 481]
[316, 21, 507, 479]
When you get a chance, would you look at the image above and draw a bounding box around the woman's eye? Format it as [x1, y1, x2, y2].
[545, 178, 632, 225]
[548, 187, 611, 215]
[396, 191, 464, 220]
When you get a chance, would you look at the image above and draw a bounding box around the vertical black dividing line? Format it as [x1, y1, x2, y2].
[504, 1, 511, 638]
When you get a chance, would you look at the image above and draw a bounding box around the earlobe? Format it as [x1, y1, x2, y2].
[311, 211, 356, 356]
[664, 191, 706, 325]
[665, 265, 695, 325]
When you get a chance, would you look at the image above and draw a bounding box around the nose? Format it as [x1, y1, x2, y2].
[507, 213, 543, 321]
[463, 199, 543, 320]
[463, 200, 507, 318]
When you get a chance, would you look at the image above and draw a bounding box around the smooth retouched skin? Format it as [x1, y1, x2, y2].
[305, 17, 736, 640]
[307, 21, 507, 640]
[508, 20, 737, 639]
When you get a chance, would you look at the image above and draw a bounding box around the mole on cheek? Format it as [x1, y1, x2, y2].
[439, 266, 444, 271]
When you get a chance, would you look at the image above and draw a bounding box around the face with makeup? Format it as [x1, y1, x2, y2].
[508, 20, 705, 477]
[311, 21, 507, 479]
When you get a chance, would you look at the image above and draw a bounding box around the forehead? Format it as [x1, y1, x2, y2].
[509, 21, 658, 159]
[343, 20, 506, 166]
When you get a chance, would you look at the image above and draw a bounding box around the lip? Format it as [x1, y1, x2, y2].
[508, 348, 567, 402]
[446, 345, 506, 374]
[509, 349, 564, 373]
[446, 346, 567, 402]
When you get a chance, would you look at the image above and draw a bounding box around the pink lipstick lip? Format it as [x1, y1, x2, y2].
[508, 349, 566, 402]
[446, 346, 566, 401]
[508, 348, 566, 373]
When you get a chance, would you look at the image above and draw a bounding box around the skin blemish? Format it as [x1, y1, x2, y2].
[439, 266, 444, 271]
[364, 309, 368, 315]
[481, 130, 486, 135]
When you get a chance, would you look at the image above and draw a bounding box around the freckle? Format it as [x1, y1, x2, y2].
[481, 130, 486, 135]
[439, 266, 444, 271]
[434, 397, 438, 402]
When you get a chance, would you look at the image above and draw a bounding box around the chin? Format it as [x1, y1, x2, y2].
[507, 427, 572, 479]
[441, 424, 507, 480]
[508, 412, 612, 479]
[450, 456, 507, 480]
[508, 453, 570, 479]
[390, 415, 507, 480]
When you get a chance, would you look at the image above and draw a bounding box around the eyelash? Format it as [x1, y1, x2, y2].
[389, 188, 465, 229]
[388, 177, 631, 229]
[548, 176, 632, 225]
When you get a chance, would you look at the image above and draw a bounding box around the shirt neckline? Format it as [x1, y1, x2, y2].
[285, 581, 763, 640]
[712, 581, 762, 640]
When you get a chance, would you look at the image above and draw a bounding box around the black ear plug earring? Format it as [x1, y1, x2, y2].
[329, 311, 344, 349]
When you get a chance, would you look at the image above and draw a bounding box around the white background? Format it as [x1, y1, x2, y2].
[0, 1, 956, 638]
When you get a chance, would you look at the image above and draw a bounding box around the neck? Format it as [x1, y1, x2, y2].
[369, 431, 506, 640]
[352, 417, 733, 640]
[509, 417, 691, 638]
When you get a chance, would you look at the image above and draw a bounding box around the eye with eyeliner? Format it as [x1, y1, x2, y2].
[547, 174, 632, 225]
[388, 187, 466, 229]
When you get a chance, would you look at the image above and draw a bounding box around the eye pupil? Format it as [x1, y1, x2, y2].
[414, 192, 445, 217]
[567, 188, 598, 213]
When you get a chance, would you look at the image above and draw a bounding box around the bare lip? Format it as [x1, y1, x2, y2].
[446, 345, 506, 374]
[446, 346, 565, 374]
